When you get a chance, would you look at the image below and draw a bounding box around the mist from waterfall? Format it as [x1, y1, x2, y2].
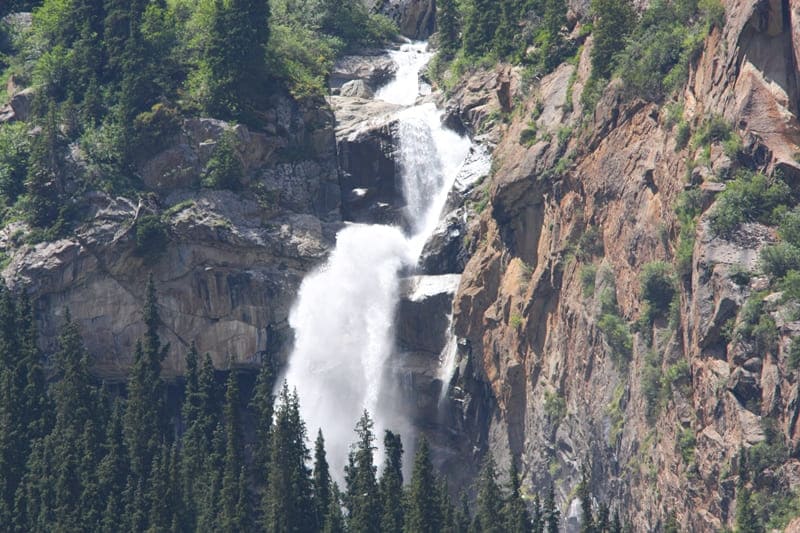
[283, 42, 471, 479]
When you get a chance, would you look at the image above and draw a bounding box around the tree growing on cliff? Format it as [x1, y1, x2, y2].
[590, 0, 635, 79]
[463, 0, 500, 56]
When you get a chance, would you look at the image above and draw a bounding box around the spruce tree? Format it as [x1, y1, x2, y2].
[323, 482, 346, 533]
[504, 461, 531, 533]
[405, 437, 441, 533]
[263, 383, 314, 533]
[437, 0, 460, 59]
[380, 430, 404, 533]
[578, 465, 594, 533]
[544, 484, 560, 533]
[596, 503, 610, 532]
[462, 0, 500, 56]
[220, 370, 248, 532]
[251, 357, 276, 484]
[25, 102, 62, 229]
[98, 399, 128, 533]
[345, 410, 382, 533]
[610, 509, 622, 533]
[476, 454, 504, 533]
[590, 0, 635, 79]
[734, 487, 761, 533]
[455, 492, 472, 532]
[531, 493, 544, 533]
[313, 430, 332, 530]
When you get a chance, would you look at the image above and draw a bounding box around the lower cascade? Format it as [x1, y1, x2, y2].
[283, 42, 472, 477]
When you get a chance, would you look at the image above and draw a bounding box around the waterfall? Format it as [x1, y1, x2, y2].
[283, 42, 471, 478]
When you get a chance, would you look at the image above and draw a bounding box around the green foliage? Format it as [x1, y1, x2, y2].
[736, 293, 778, 353]
[134, 214, 167, 261]
[405, 437, 441, 533]
[544, 389, 567, 421]
[580, 264, 598, 297]
[640, 261, 676, 317]
[708, 171, 790, 236]
[598, 290, 633, 367]
[0, 123, 31, 209]
[202, 131, 243, 190]
[678, 427, 696, 463]
[691, 115, 732, 150]
[590, 0, 635, 79]
[789, 338, 800, 371]
[675, 120, 691, 150]
[437, 0, 460, 59]
[778, 207, 800, 248]
[759, 243, 800, 279]
[615, 0, 719, 101]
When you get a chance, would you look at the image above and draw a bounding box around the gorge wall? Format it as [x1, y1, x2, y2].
[438, 0, 800, 529]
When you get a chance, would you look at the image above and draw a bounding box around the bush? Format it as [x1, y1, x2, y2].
[580, 264, 597, 297]
[544, 389, 567, 421]
[759, 243, 800, 279]
[691, 114, 731, 149]
[599, 312, 633, 366]
[678, 427, 696, 464]
[778, 207, 800, 248]
[788, 338, 800, 371]
[736, 293, 778, 353]
[708, 172, 790, 236]
[133, 103, 181, 157]
[135, 214, 168, 260]
[640, 261, 676, 315]
[202, 132, 243, 190]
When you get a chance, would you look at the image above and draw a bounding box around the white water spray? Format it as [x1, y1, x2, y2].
[283, 42, 472, 478]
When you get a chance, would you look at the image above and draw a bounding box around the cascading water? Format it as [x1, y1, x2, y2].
[283, 42, 472, 478]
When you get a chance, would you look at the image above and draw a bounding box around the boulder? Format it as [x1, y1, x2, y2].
[330, 52, 397, 90]
[340, 79, 375, 99]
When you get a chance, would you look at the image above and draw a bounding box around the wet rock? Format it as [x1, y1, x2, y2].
[330, 52, 397, 90]
[419, 208, 469, 275]
[331, 96, 405, 223]
[340, 79, 375, 99]
[396, 275, 460, 355]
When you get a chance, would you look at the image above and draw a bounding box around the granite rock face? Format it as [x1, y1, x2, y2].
[2, 92, 340, 378]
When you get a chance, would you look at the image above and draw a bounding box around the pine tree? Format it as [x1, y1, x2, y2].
[578, 465, 594, 533]
[405, 437, 441, 533]
[98, 399, 128, 533]
[542, 0, 568, 70]
[437, 0, 460, 59]
[735, 487, 761, 533]
[544, 484, 560, 533]
[25, 102, 62, 229]
[380, 430, 404, 533]
[251, 357, 275, 484]
[596, 503, 610, 532]
[475, 454, 504, 533]
[220, 370, 248, 532]
[345, 410, 382, 533]
[123, 276, 169, 528]
[504, 461, 531, 533]
[313, 430, 332, 530]
[455, 492, 472, 532]
[263, 383, 315, 533]
[531, 493, 544, 533]
[440, 478, 456, 533]
[463, 0, 500, 56]
[590, 0, 635, 79]
[610, 509, 622, 533]
[323, 482, 346, 533]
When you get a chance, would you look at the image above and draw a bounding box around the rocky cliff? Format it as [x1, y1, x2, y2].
[438, 0, 800, 529]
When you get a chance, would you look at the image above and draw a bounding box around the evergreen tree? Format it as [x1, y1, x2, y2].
[455, 492, 472, 533]
[437, 0, 460, 59]
[590, 0, 635, 79]
[123, 276, 169, 527]
[463, 0, 500, 56]
[323, 482, 346, 533]
[504, 461, 531, 533]
[405, 437, 441, 533]
[263, 383, 315, 533]
[251, 357, 275, 484]
[98, 399, 128, 533]
[596, 503, 610, 532]
[25, 102, 63, 229]
[610, 509, 622, 533]
[578, 465, 594, 533]
[531, 493, 544, 533]
[313, 430, 332, 530]
[542, 0, 568, 70]
[735, 487, 761, 533]
[476, 454, 504, 533]
[220, 370, 248, 532]
[380, 430, 404, 533]
[544, 485, 560, 533]
[345, 410, 382, 533]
